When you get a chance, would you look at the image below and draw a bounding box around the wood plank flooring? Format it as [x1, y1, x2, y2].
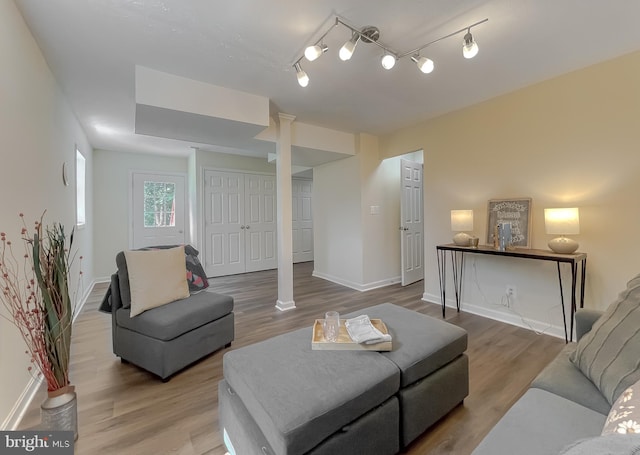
[18, 262, 564, 454]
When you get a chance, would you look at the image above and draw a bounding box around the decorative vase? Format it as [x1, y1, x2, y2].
[41, 386, 78, 441]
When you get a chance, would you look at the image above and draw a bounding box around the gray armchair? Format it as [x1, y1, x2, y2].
[106, 247, 234, 381]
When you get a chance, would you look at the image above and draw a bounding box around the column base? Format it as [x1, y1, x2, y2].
[275, 300, 296, 311]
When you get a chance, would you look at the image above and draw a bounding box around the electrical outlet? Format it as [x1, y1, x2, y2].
[506, 285, 516, 298]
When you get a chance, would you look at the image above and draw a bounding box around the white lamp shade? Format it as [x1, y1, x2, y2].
[304, 44, 327, 62]
[544, 208, 580, 235]
[451, 210, 473, 231]
[381, 54, 396, 70]
[463, 32, 479, 59]
[339, 37, 359, 61]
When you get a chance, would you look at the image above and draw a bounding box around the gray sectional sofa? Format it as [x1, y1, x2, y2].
[473, 273, 640, 454]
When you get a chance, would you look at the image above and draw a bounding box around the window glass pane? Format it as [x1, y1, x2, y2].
[76, 149, 86, 226]
[143, 181, 176, 227]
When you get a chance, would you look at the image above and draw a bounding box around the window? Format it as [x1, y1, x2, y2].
[143, 181, 176, 227]
[76, 148, 86, 226]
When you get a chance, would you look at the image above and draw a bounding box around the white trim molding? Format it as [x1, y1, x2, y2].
[313, 270, 401, 292]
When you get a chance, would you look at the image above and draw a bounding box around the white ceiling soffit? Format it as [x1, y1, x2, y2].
[135, 66, 270, 147]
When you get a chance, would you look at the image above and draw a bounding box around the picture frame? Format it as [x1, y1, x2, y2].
[486, 198, 532, 248]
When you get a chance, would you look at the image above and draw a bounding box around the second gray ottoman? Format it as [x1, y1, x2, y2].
[344, 303, 469, 447]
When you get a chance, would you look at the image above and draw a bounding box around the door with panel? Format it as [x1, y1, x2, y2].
[131, 172, 186, 249]
[292, 178, 314, 263]
[400, 159, 424, 286]
[203, 170, 245, 277]
[244, 174, 277, 272]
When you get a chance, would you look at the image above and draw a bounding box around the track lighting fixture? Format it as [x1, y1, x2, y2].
[292, 16, 488, 87]
[294, 62, 309, 87]
[411, 54, 434, 74]
[381, 53, 396, 70]
[339, 33, 360, 61]
[304, 43, 328, 62]
[462, 30, 479, 59]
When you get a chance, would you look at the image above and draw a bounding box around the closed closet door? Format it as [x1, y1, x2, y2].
[244, 174, 277, 272]
[204, 170, 245, 277]
[292, 178, 314, 263]
[203, 170, 277, 277]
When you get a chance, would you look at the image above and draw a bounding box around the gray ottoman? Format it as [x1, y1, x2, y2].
[219, 303, 468, 454]
[346, 303, 469, 446]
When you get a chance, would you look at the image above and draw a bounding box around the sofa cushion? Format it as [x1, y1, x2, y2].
[116, 245, 208, 309]
[116, 291, 233, 341]
[125, 246, 190, 317]
[531, 344, 611, 415]
[570, 273, 640, 405]
[344, 303, 468, 387]
[471, 388, 606, 455]
[223, 326, 400, 455]
[602, 378, 640, 435]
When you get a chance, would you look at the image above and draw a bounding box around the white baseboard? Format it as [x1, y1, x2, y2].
[93, 276, 111, 284]
[1, 376, 42, 430]
[422, 291, 566, 340]
[1, 278, 98, 431]
[275, 300, 296, 311]
[312, 270, 401, 292]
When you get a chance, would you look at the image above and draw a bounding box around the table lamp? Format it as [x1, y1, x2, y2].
[544, 208, 580, 254]
[451, 210, 473, 246]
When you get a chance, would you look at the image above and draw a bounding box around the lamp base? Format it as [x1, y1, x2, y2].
[453, 232, 472, 246]
[548, 237, 579, 254]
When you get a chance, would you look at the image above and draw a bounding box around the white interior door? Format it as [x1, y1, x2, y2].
[400, 159, 424, 286]
[131, 172, 186, 249]
[204, 170, 245, 277]
[292, 178, 314, 263]
[244, 174, 277, 272]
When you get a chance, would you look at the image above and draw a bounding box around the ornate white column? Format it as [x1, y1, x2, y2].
[275, 113, 296, 311]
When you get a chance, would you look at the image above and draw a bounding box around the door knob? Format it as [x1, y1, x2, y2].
[246, 225, 250, 229]
[404, 227, 409, 231]
[241, 226, 245, 229]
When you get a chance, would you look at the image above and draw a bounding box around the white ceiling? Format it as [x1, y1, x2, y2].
[15, 0, 640, 160]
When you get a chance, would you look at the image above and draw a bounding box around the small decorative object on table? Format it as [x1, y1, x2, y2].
[0, 212, 80, 440]
[323, 311, 340, 342]
[312, 316, 392, 351]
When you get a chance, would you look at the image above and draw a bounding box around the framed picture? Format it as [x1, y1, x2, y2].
[486, 198, 532, 248]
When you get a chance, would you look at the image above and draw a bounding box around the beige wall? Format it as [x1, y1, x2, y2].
[313, 153, 364, 287]
[92, 148, 278, 278]
[313, 134, 408, 290]
[93, 150, 188, 277]
[381, 50, 640, 336]
[0, 1, 93, 427]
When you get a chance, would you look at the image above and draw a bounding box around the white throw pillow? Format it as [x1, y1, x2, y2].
[125, 246, 190, 317]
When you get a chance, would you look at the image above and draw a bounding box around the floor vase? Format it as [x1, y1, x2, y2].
[40, 387, 78, 440]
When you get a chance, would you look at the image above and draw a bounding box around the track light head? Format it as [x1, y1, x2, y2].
[381, 53, 396, 70]
[339, 33, 360, 61]
[411, 54, 434, 74]
[294, 63, 309, 87]
[304, 43, 328, 62]
[463, 31, 479, 59]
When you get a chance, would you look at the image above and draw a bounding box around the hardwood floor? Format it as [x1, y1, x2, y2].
[18, 262, 564, 454]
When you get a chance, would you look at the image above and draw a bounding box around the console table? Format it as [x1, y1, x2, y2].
[436, 244, 587, 343]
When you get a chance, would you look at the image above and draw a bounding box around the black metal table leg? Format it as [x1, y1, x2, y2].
[451, 251, 464, 312]
[437, 248, 447, 317]
[557, 262, 568, 343]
